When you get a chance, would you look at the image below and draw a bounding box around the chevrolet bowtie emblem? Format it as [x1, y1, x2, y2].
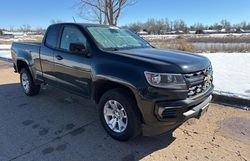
[204, 75, 212, 83]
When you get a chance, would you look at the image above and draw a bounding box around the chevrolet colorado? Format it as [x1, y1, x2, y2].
[11, 23, 213, 141]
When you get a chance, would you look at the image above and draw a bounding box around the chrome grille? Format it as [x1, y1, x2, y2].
[184, 66, 213, 98]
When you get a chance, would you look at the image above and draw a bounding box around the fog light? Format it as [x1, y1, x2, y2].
[157, 106, 178, 119]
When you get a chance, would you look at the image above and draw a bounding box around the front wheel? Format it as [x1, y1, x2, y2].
[20, 68, 40, 96]
[98, 89, 141, 141]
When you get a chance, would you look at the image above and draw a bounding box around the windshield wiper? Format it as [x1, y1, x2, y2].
[107, 48, 119, 51]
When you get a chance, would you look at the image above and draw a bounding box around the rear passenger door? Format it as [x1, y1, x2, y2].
[53, 25, 92, 98]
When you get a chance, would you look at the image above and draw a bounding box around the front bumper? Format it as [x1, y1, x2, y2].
[183, 95, 211, 119]
[137, 86, 214, 136]
[156, 95, 211, 121]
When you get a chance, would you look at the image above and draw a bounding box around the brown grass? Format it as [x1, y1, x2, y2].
[0, 40, 12, 45]
[145, 36, 250, 53]
[176, 39, 197, 52]
[187, 35, 250, 43]
[148, 38, 198, 52]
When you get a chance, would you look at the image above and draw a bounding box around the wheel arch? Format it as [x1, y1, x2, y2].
[93, 80, 144, 123]
[16, 59, 29, 73]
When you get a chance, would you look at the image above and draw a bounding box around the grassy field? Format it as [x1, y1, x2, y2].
[143, 34, 250, 53]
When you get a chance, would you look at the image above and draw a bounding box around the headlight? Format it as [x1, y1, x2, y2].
[144, 71, 186, 89]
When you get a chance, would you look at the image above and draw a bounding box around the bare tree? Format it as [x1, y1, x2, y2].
[144, 19, 158, 34]
[220, 19, 231, 31]
[9, 26, 15, 32]
[164, 18, 171, 32]
[35, 27, 46, 35]
[78, 0, 136, 26]
[212, 23, 223, 30]
[190, 23, 205, 31]
[126, 22, 143, 33]
[173, 20, 187, 32]
[19, 24, 31, 32]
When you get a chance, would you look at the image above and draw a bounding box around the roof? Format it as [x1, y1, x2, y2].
[51, 22, 113, 28]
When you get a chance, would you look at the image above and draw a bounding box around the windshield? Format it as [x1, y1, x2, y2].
[87, 26, 151, 50]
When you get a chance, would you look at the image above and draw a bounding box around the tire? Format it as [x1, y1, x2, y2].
[98, 89, 141, 141]
[20, 68, 40, 96]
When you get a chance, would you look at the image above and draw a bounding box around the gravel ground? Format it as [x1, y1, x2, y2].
[0, 60, 249, 161]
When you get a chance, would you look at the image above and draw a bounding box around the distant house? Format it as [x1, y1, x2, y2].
[0, 34, 14, 39]
[235, 28, 244, 33]
[165, 31, 177, 34]
[3, 31, 27, 38]
[243, 30, 250, 33]
[176, 30, 184, 34]
[188, 30, 196, 34]
[220, 29, 227, 33]
[229, 28, 237, 33]
[203, 29, 218, 34]
[165, 30, 184, 34]
[195, 29, 204, 34]
[137, 30, 148, 35]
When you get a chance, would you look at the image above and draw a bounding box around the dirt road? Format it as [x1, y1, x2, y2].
[0, 60, 249, 161]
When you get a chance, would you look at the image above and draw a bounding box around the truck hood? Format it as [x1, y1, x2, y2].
[116, 48, 211, 73]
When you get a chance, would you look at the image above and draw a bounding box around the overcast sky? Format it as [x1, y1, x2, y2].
[0, 0, 250, 29]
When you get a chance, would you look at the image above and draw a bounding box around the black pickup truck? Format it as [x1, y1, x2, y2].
[11, 23, 213, 141]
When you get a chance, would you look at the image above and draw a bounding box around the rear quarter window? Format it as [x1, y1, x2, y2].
[45, 25, 61, 48]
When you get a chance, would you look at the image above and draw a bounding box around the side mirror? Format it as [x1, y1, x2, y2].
[69, 43, 86, 53]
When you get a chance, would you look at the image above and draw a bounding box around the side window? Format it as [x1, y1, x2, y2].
[45, 25, 60, 48]
[60, 27, 86, 51]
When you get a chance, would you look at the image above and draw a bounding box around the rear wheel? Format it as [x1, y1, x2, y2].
[20, 68, 40, 96]
[98, 89, 141, 141]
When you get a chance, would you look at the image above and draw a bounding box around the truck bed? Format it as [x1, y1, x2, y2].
[17, 42, 41, 45]
[12, 42, 41, 52]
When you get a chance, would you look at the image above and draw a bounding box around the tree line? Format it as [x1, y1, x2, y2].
[124, 19, 250, 34]
[2, 18, 250, 36]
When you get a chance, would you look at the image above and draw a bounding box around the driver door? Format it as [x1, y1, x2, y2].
[53, 25, 92, 98]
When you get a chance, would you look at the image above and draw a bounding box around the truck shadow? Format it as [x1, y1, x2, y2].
[125, 132, 176, 160]
[0, 83, 176, 161]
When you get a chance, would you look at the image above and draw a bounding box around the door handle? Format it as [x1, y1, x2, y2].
[55, 55, 63, 60]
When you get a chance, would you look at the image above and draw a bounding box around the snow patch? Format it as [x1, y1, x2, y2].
[200, 53, 250, 100]
[0, 50, 11, 60]
[0, 45, 11, 50]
